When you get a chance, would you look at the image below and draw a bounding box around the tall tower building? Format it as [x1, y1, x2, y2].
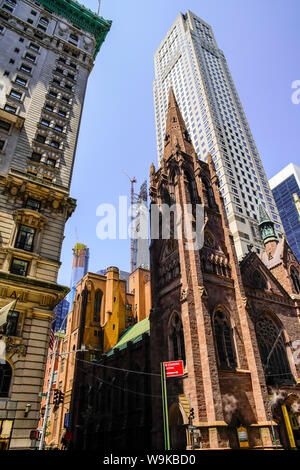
[0, 0, 110, 449]
[68, 242, 89, 309]
[153, 11, 282, 259]
[269, 163, 300, 262]
[53, 242, 89, 332]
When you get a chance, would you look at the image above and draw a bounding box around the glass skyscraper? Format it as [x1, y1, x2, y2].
[269, 163, 300, 262]
[153, 11, 282, 259]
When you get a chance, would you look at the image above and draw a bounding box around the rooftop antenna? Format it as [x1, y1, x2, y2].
[97, 0, 101, 15]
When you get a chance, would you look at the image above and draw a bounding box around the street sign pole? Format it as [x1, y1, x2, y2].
[160, 362, 170, 450]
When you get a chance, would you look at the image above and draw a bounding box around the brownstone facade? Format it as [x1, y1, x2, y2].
[149, 88, 300, 450]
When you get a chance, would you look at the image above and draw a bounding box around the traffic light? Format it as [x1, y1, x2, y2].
[59, 391, 65, 404]
[53, 389, 59, 406]
[189, 408, 195, 419]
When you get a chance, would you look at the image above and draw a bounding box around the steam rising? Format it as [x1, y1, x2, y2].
[223, 394, 238, 423]
[270, 388, 287, 409]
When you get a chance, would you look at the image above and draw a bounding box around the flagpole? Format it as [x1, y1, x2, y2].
[39, 336, 59, 450]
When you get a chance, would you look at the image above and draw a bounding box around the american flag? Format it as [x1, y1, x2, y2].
[49, 319, 56, 349]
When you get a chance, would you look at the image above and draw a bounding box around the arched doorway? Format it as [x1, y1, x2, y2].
[169, 404, 187, 450]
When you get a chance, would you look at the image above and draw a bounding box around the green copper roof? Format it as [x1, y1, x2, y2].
[37, 0, 112, 58]
[258, 199, 273, 225]
[258, 200, 278, 244]
[106, 318, 150, 357]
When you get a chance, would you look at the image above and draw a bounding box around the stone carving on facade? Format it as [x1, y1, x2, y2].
[198, 286, 208, 298]
[180, 287, 188, 302]
[0, 335, 27, 357]
[58, 21, 68, 36]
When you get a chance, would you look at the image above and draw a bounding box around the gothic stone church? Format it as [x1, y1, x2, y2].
[149, 88, 300, 450]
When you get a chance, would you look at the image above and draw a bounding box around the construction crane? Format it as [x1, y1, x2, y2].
[122, 171, 147, 272]
[122, 170, 137, 273]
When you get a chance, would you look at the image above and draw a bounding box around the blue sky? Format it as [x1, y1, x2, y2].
[58, 0, 300, 286]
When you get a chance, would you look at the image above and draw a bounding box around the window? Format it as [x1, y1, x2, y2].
[0, 120, 11, 132]
[251, 270, 267, 290]
[169, 313, 186, 365]
[57, 109, 66, 118]
[10, 258, 29, 276]
[4, 104, 17, 114]
[15, 76, 27, 86]
[39, 17, 49, 26]
[54, 124, 63, 133]
[0, 362, 12, 397]
[94, 289, 103, 322]
[9, 89, 22, 100]
[50, 140, 59, 149]
[29, 42, 39, 52]
[61, 96, 69, 104]
[25, 198, 41, 211]
[40, 119, 50, 127]
[35, 134, 46, 143]
[44, 103, 54, 112]
[291, 267, 300, 294]
[0, 139, 5, 151]
[48, 90, 57, 98]
[46, 158, 56, 167]
[2, 4, 14, 13]
[24, 52, 36, 63]
[69, 33, 78, 43]
[213, 310, 236, 369]
[30, 152, 41, 162]
[20, 63, 32, 74]
[15, 224, 35, 251]
[256, 314, 293, 385]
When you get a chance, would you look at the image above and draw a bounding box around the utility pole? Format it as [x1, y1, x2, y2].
[39, 337, 59, 450]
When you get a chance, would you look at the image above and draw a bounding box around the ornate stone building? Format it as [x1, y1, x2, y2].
[149, 88, 300, 450]
[0, 0, 111, 449]
[39, 266, 151, 450]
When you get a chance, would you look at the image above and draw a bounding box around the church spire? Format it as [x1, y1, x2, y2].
[162, 87, 196, 161]
[258, 199, 278, 248]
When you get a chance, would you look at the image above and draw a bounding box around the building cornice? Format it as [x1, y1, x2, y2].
[37, 0, 112, 58]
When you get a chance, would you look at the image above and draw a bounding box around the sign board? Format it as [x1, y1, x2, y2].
[237, 426, 249, 448]
[164, 360, 184, 377]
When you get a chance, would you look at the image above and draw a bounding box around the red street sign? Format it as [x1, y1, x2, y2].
[164, 360, 184, 377]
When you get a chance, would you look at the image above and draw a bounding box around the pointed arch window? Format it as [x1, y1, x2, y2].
[185, 170, 198, 204]
[251, 270, 267, 290]
[256, 314, 294, 385]
[291, 267, 300, 294]
[94, 289, 103, 323]
[169, 313, 186, 365]
[202, 177, 216, 209]
[213, 310, 236, 369]
[0, 362, 12, 397]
